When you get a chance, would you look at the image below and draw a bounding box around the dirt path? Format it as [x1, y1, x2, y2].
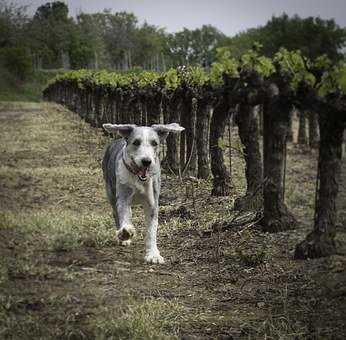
[1, 102, 345, 339]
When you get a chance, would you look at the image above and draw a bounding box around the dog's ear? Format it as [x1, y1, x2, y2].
[151, 123, 185, 142]
[103, 124, 136, 138]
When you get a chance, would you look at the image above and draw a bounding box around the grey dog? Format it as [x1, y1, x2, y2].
[102, 123, 184, 264]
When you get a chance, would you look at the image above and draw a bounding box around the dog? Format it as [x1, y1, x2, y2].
[102, 123, 184, 264]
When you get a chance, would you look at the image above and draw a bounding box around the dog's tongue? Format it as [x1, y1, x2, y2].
[138, 168, 148, 178]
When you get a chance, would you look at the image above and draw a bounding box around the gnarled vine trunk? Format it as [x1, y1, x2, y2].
[181, 95, 197, 176]
[308, 111, 319, 148]
[287, 109, 294, 142]
[132, 99, 143, 125]
[297, 110, 307, 145]
[210, 98, 231, 196]
[234, 104, 263, 210]
[295, 110, 344, 259]
[166, 93, 181, 175]
[261, 96, 297, 232]
[180, 105, 188, 173]
[146, 92, 162, 125]
[196, 99, 211, 179]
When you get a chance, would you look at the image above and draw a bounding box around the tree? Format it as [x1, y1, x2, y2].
[196, 85, 213, 179]
[261, 14, 346, 61]
[294, 61, 346, 258]
[29, 1, 75, 68]
[0, 46, 32, 79]
[134, 22, 167, 70]
[167, 25, 226, 66]
[102, 11, 138, 69]
[0, 1, 32, 79]
[234, 104, 263, 210]
[224, 14, 346, 62]
[209, 97, 231, 196]
[190, 25, 227, 66]
[308, 111, 320, 148]
[75, 12, 111, 68]
[295, 105, 345, 258]
[0, 1, 28, 48]
[297, 111, 307, 145]
[167, 28, 193, 66]
[221, 28, 264, 59]
[261, 87, 297, 232]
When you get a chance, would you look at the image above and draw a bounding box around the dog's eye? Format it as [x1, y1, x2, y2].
[151, 140, 158, 147]
[133, 139, 141, 146]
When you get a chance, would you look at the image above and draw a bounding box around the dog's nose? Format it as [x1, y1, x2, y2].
[141, 158, 152, 167]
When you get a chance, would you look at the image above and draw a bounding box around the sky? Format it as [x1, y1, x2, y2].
[15, 0, 346, 36]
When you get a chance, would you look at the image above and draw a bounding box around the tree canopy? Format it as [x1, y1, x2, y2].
[226, 13, 346, 62]
[0, 1, 345, 78]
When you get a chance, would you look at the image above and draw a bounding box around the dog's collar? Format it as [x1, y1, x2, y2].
[122, 155, 140, 176]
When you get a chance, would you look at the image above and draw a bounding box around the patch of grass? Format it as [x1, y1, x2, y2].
[0, 70, 60, 102]
[0, 211, 117, 252]
[91, 298, 186, 340]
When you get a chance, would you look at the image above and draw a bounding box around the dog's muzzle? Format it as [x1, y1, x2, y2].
[122, 155, 150, 181]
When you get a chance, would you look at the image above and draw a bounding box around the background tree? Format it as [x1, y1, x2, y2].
[102, 11, 138, 70]
[167, 25, 226, 66]
[134, 22, 167, 70]
[0, 1, 31, 79]
[73, 12, 109, 68]
[225, 14, 346, 62]
[0, 1, 28, 48]
[29, 1, 75, 68]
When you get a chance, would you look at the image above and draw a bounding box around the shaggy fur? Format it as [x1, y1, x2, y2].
[102, 123, 184, 264]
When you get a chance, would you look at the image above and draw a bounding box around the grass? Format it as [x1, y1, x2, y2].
[0, 70, 60, 102]
[0, 102, 345, 339]
[91, 298, 187, 340]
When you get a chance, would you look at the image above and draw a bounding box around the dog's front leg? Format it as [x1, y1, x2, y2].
[115, 185, 135, 246]
[143, 199, 164, 264]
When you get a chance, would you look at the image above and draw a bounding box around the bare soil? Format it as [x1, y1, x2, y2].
[0, 102, 345, 339]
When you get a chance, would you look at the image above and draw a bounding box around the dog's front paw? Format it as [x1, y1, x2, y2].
[118, 239, 132, 246]
[144, 250, 165, 264]
[116, 225, 135, 244]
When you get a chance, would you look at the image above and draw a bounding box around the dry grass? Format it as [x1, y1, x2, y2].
[0, 102, 345, 339]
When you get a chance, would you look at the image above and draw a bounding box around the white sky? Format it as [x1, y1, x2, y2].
[16, 0, 346, 36]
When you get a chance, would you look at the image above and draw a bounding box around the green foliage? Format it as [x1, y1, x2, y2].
[209, 48, 239, 86]
[178, 66, 208, 87]
[3, 1, 346, 77]
[318, 64, 346, 96]
[136, 70, 161, 88]
[45, 43, 345, 101]
[262, 14, 346, 61]
[0, 69, 60, 101]
[0, 46, 32, 80]
[273, 48, 316, 90]
[28, 1, 75, 68]
[240, 48, 274, 77]
[167, 25, 226, 67]
[164, 68, 180, 90]
[0, 1, 29, 48]
[223, 14, 346, 63]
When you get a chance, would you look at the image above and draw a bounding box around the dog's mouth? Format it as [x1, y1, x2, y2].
[137, 168, 149, 181]
[124, 156, 151, 181]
